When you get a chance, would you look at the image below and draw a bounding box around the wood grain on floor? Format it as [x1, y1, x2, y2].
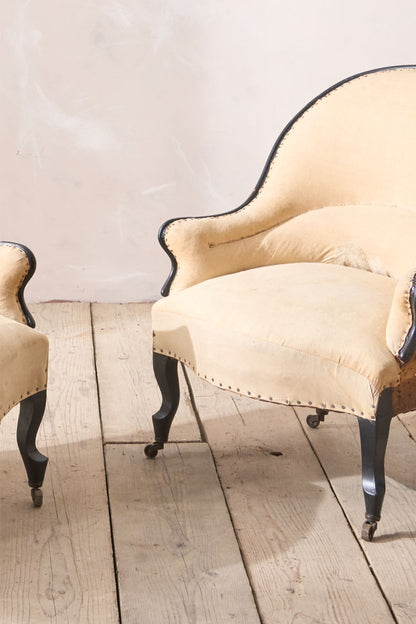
[3, 302, 416, 623]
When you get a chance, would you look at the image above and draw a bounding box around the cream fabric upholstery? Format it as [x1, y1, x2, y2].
[0, 314, 48, 418]
[386, 269, 416, 358]
[153, 263, 400, 421]
[0, 244, 35, 324]
[0, 243, 48, 419]
[164, 68, 416, 295]
[153, 67, 416, 421]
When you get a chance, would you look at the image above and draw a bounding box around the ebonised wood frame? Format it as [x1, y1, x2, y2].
[398, 275, 416, 363]
[148, 66, 416, 541]
[358, 389, 393, 541]
[0, 241, 37, 328]
[17, 390, 48, 507]
[144, 353, 180, 458]
[0, 242, 48, 506]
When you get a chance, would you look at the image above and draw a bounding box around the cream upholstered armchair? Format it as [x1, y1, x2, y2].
[145, 65, 416, 541]
[0, 242, 48, 506]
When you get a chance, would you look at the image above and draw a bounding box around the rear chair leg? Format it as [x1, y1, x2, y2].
[17, 390, 48, 507]
[358, 389, 393, 541]
[144, 353, 180, 458]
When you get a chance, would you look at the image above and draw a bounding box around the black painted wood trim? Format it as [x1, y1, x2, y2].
[151, 352, 180, 442]
[358, 388, 393, 523]
[17, 389, 48, 487]
[398, 275, 416, 363]
[159, 64, 416, 296]
[0, 241, 37, 328]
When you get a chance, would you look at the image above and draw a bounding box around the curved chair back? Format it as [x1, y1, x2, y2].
[228, 66, 416, 279]
[160, 66, 416, 293]
[257, 66, 416, 220]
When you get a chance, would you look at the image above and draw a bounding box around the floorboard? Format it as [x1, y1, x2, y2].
[186, 371, 395, 624]
[297, 407, 416, 624]
[0, 303, 119, 623]
[5, 302, 416, 624]
[106, 442, 260, 624]
[92, 303, 200, 444]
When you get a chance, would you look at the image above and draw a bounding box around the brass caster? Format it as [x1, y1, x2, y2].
[361, 520, 377, 541]
[144, 442, 164, 459]
[31, 488, 43, 508]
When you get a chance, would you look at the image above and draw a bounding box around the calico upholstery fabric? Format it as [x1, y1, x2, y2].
[153, 263, 400, 420]
[0, 314, 48, 418]
[152, 67, 416, 421]
[0, 243, 48, 418]
[0, 244, 34, 324]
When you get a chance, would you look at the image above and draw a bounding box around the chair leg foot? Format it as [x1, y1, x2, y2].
[144, 441, 164, 459]
[145, 353, 180, 459]
[361, 519, 377, 542]
[31, 487, 43, 507]
[358, 389, 393, 540]
[306, 408, 328, 428]
[16, 390, 48, 504]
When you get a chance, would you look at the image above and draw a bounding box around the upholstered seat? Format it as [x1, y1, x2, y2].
[0, 242, 48, 506]
[153, 262, 399, 420]
[146, 65, 416, 541]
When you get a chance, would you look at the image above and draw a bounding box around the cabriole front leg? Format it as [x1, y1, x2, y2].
[144, 353, 180, 459]
[17, 390, 48, 507]
[358, 389, 393, 541]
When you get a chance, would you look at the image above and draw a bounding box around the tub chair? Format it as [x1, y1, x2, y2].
[146, 65, 416, 541]
[0, 242, 48, 506]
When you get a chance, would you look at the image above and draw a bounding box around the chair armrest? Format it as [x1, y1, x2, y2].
[0, 242, 37, 327]
[386, 270, 416, 363]
[159, 191, 281, 295]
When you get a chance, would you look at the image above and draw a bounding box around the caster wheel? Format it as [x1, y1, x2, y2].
[361, 520, 377, 541]
[144, 444, 159, 459]
[31, 488, 43, 508]
[306, 414, 321, 429]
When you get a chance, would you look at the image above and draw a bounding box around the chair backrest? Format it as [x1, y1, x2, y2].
[161, 66, 416, 295]
[257, 66, 416, 217]
[241, 65, 416, 278]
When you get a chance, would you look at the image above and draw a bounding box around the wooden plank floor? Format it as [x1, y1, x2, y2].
[2, 302, 416, 622]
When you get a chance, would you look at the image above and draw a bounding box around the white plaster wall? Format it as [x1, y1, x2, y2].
[1, 1, 415, 302]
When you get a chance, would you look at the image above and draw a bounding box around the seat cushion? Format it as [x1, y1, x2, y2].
[0, 314, 48, 418]
[152, 263, 400, 420]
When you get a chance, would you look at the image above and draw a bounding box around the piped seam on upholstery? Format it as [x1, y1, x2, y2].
[208, 222, 277, 247]
[206, 202, 403, 248]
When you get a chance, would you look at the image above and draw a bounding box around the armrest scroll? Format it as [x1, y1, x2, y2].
[159, 210, 256, 295]
[0, 242, 37, 326]
[386, 271, 416, 363]
[159, 190, 280, 296]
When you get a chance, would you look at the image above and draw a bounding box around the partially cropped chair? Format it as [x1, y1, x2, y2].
[0, 242, 48, 506]
[146, 65, 416, 541]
